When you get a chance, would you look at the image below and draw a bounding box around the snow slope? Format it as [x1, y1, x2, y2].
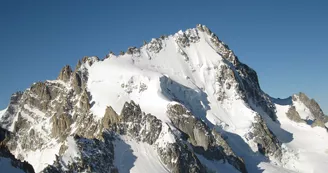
[274, 102, 328, 173]
[0, 108, 6, 118]
[114, 136, 169, 173]
[86, 30, 256, 132]
[23, 141, 61, 173]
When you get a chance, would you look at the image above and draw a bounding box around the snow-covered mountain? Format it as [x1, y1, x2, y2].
[0, 24, 327, 173]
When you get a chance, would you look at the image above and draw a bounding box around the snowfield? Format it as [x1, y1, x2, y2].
[274, 102, 328, 173]
[114, 136, 169, 173]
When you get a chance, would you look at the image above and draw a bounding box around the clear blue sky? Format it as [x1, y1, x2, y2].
[0, 0, 327, 113]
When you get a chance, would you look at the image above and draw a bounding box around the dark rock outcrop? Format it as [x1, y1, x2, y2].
[249, 115, 282, 159]
[0, 92, 23, 129]
[27, 81, 66, 112]
[13, 113, 30, 133]
[119, 101, 207, 173]
[57, 65, 72, 82]
[311, 119, 326, 128]
[75, 113, 100, 139]
[167, 104, 211, 150]
[157, 141, 206, 173]
[167, 104, 247, 173]
[42, 134, 117, 173]
[126, 47, 140, 55]
[175, 32, 191, 47]
[82, 56, 99, 66]
[174, 29, 200, 48]
[293, 93, 328, 127]
[236, 63, 277, 121]
[119, 101, 162, 145]
[75, 60, 82, 71]
[146, 38, 163, 53]
[296, 93, 324, 118]
[51, 113, 72, 141]
[102, 106, 120, 129]
[79, 89, 90, 113]
[286, 106, 305, 123]
[72, 72, 82, 94]
[29, 82, 51, 109]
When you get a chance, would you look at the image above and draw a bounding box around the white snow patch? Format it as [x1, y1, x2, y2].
[292, 96, 314, 120]
[156, 123, 176, 149]
[114, 136, 169, 173]
[61, 136, 81, 169]
[257, 162, 298, 173]
[22, 142, 61, 173]
[23, 104, 46, 117]
[0, 107, 7, 119]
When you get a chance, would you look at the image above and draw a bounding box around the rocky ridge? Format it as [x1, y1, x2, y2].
[287, 93, 328, 128]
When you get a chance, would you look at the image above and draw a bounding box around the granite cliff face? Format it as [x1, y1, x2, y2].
[0, 24, 327, 173]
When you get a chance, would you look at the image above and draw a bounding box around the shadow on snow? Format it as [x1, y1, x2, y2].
[159, 76, 294, 173]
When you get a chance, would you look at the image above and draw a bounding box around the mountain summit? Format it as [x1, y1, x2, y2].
[0, 24, 327, 173]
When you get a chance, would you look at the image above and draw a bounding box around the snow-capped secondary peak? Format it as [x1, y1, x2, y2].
[0, 24, 327, 173]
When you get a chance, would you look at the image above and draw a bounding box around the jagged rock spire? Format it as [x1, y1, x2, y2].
[126, 47, 140, 55]
[58, 65, 72, 82]
[102, 106, 119, 129]
[72, 71, 82, 94]
[75, 60, 82, 71]
[79, 89, 90, 113]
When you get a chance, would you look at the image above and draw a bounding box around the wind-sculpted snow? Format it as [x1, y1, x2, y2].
[0, 24, 328, 173]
